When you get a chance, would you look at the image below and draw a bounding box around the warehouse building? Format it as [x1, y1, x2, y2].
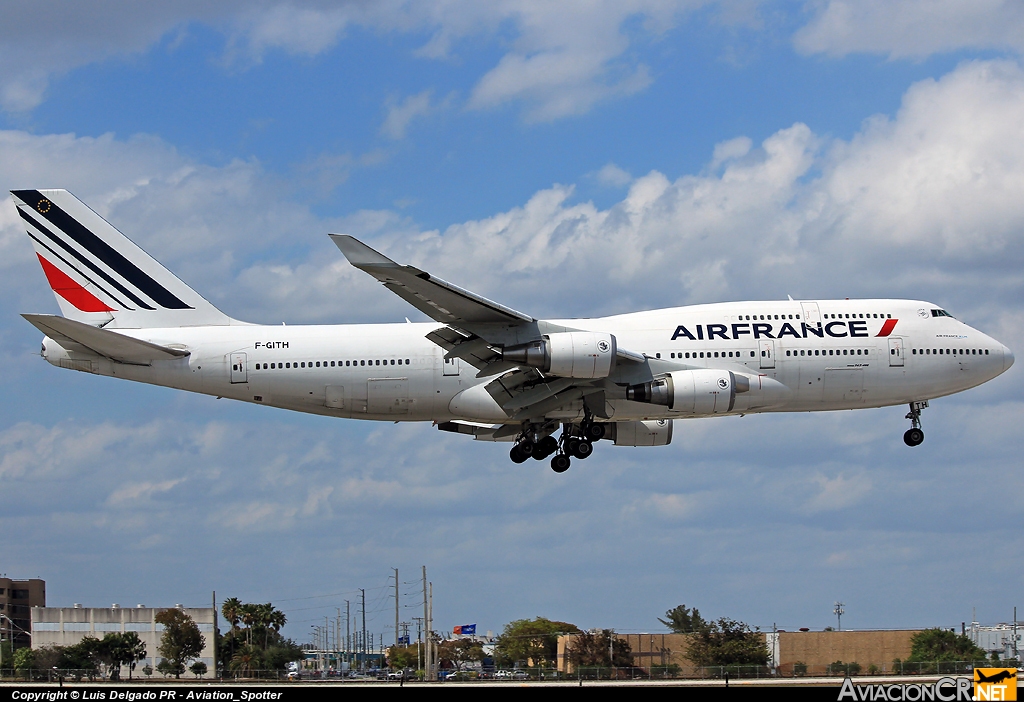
[31, 604, 216, 675]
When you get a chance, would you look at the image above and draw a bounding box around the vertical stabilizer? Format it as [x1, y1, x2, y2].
[12, 189, 232, 328]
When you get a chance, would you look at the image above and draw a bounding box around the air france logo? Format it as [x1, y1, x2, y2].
[670, 320, 898, 341]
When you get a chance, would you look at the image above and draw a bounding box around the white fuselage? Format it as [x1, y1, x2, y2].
[43, 299, 1013, 424]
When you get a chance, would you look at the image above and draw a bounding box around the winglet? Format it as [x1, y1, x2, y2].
[329, 234, 401, 269]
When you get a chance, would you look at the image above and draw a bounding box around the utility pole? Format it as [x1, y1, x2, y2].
[834, 602, 845, 631]
[361, 589, 367, 672]
[422, 567, 429, 680]
[394, 568, 400, 648]
[1014, 607, 1019, 661]
[428, 581, 434, 681]
[345, 600, 350, 672]
[212, 591, 217, 680]
[413, 617, 424, 673]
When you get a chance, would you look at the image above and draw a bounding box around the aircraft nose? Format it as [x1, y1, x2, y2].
[1003, 343, 1015, 372]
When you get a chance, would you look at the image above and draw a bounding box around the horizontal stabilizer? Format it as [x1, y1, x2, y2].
[23, 314, 189, 364]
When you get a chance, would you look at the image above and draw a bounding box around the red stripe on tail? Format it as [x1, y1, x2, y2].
[876, 318, 898, 337]
[36, 254, 114, 312]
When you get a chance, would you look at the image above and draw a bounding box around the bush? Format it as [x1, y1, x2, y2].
[651, 664, 681, 678]
[827, 660, 861, 676]
[792, 662, 807, 676]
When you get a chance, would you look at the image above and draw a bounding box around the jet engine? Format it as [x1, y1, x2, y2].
[609, 419, 673, 446]
[626, 369, 790, 415]
[502, 332, 616, 379]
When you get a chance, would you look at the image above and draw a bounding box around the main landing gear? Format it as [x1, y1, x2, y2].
[510, 417, 608, 472]
[903, 400, 928, 447]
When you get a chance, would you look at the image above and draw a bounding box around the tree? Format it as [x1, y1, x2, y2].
[12, 647, 35, 673]
[686, 618, 769, 667]
[99, 633, 129, 680]
[659, 605, 707, 634]
[566, 630, 633, 668]
[908, 629, 987, 663]
[155, 609, 205, 679]
[438, 639, 486, 671]
[387, 644, 420, 670]
[229, 644, 262, 677]
[494, 618, 580, 668]
[123, 632, 147, 680]
[190, 661, 208, 678]
[221, 598, 243, 636]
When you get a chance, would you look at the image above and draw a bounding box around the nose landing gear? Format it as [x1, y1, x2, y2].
[903, 400, 928, 447]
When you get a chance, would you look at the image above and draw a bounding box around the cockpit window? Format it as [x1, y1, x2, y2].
[930, 309, 955, 318]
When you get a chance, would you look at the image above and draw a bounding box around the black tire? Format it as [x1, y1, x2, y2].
[533, 436, 558, 460]
[565, 438, 580, 457]
[903, 428, 924, 447]
[510, 445, 529, 464]
[584, 423, 606, 441]
[550, 454, 571, 473]
[574, 440, 593, 459]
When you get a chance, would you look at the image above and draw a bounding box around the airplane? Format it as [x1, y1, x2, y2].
[12, 189, 1015, 472]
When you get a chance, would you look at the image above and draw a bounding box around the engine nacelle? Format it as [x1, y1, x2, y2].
[502, 332, 616, 379]
[626, 369, 737, 415]
[610, 419, 673, 446]
[626, 369, 790, 415]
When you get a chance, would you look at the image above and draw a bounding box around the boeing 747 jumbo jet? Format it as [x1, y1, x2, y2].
[13, 189, 1015, 472]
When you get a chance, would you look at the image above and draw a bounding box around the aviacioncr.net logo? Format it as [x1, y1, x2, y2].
[839, 676, 976, 701]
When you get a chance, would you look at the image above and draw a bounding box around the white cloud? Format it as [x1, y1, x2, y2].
[0, 1, 702, 119]
[794, 0, 1024, 59]
[802, 473, 872, 514]
[594, 163, 633, 187]
[380, 90, 435, 140]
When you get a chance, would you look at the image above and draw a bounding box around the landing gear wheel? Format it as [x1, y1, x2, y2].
[510, 445, 529, 464]
[903, 428, 924, 447]
[573, 440, 593, 459]
[533, 436, 558, 460]
[583, 423, 605, 441]
[550, 454, 571, 473]
[903, 400, 928, 448]
[565, 437, 580, 457]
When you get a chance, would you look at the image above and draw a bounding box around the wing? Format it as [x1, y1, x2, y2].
[330, 235, 533, 326]
[331, 235, 649, 428]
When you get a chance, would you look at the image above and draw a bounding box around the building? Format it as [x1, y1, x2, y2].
[0, 578, 46, 649]
[31, 605, 216, 675]
[558, 630, 923, 676]
[969, 622, 1022, 660]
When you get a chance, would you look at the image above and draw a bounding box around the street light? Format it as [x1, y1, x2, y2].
[834, 602, 845, 631]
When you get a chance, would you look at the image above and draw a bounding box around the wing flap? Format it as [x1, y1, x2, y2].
[23, 314, 189, 364]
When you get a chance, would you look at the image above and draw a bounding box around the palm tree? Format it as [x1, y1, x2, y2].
[229, 645, 262, 678]
[221, 597, 243, 659]
[221, 598, 242, 636]
[239, 604, 258, 646]
[123, 632, 147, 680]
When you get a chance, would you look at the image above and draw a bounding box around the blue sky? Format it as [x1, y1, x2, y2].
[2, 1, 1024, 644]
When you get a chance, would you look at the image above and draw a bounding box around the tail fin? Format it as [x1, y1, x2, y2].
[12, 189, 231, 328]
